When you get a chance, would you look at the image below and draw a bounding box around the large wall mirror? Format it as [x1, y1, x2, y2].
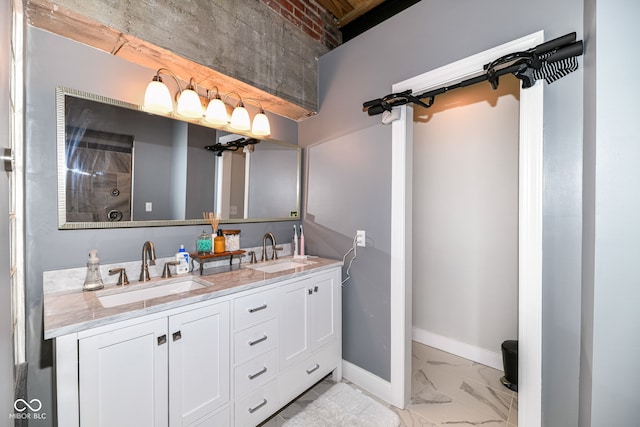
[56, 87, 301, 229]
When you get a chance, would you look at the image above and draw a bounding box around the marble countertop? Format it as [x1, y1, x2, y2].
[44, 256, 342, 340]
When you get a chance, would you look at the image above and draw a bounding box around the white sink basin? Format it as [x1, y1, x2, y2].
[246, 260, 314, 274]
[98, 279, 206, 308]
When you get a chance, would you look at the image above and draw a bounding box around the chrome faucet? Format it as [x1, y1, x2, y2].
[140, 241, 157, 281]
[261, 232, 277, 262]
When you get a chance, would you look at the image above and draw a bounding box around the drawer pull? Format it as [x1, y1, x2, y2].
[172, 331, 182, 341]
[248, 366, 268, 380]
[248, 398, 267, 414]
[248, 304, 267, 313]
[157, 335, 167, 346]
[306, 363, 320, 375]
[308, 288, 313, 295]
[248, 335, 268, 346]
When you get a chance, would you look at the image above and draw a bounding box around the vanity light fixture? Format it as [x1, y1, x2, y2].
[203, 87, 228, 125]
[143, 70, 174, 114]
[226, 93, 251, 131]
[143, 68, 271, 136]
[144, 69, 202, 118]
[244, 99, 271, 136]
[176, 78, 203, 119]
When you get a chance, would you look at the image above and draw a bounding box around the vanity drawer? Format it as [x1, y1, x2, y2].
[234, 349, 277, 398]
[233, 288, 277, 331]
[234, 380, 278, 427]
[234, 318, 277, 365]
[278, 340, 339, 406]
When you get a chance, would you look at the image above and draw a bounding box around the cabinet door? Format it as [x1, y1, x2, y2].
[278, 277, 312, 370]
[169, 302, 230, 426]
[310, 270, 339, 351]
[79, 318, 168, 427]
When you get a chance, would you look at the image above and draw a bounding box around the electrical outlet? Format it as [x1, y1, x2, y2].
[145, 202, 153, 212]
[356, 230, 366, 247]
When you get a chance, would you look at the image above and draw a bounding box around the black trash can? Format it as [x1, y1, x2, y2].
[500, 340, 518, 392]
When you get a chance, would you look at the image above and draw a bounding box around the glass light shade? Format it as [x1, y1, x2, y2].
[204, 98, 229, 125]
[251, 112, 271, 136]
[176, 89, 203, 118]
[229, 106, 251, 131]
[143, 80, 173, 114]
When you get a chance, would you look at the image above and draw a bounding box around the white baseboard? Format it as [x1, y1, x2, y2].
[412, 327, 504, 371]
[341, 359, 393, 405]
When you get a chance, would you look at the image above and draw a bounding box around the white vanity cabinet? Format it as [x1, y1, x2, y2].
[278, 269, 341, 404]
[77, 301, 230, 427]
[52, 262, 342, 427]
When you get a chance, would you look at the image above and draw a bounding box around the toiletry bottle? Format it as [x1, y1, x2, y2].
[214, 229, 226, 253]
[299, 225, 305, 256]
[176, 245, 190, 274]
[292, 224, 298, 256]
[197, 231, 212, 254]
[83, 249, 104, 291]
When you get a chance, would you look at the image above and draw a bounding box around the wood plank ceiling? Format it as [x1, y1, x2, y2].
[316, 0, 388, 27]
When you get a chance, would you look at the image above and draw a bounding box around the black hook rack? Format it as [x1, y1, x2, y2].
[363, 32, 583, 117]
[204, 137, 260, 156]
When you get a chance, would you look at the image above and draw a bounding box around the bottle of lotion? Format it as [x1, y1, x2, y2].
[176, 245, 190, 274]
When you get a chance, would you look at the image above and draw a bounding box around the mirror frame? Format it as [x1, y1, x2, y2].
[56, 86, 301, 229]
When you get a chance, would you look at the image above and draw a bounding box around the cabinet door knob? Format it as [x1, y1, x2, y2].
[314, 286, 319, 293]
[248, 366, 268, 380]
[248, 335, 268, 346]
[172, 331, 182, 341]
[248, 304, 267, 313]
[308, 288, 313, 295]
[248, 398, 268, 414]
[306, 363, 320, 374]
[157, 335, 167, 346]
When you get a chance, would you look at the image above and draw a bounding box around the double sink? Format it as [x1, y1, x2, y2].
[96, 258, 315, 308]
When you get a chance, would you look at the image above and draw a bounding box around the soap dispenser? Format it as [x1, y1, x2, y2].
[83, 249, 104, 291]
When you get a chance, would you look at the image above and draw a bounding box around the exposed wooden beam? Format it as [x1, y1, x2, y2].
[338, 0, 387, 27]
[316, 0, 354, 20]
[317, 0, 388, 27]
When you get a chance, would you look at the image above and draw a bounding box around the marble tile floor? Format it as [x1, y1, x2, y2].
[260, 341, 518, 427]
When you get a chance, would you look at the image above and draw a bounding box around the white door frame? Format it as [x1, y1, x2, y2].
[389, 31, 544, 427]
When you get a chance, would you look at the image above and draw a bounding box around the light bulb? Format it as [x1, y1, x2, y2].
[177, 88, 203, 119]
[229, 105, 251, 131]
[143, 79, 173, 114]
[204, 98, 229, 125]
[251, 112, 271, 136]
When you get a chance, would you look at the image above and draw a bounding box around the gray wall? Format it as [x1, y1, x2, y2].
[300, 0, 583, 424]
[25, 26, 298, 426]
[412, 76, 519, 358]
[581, 0, 640, 425]
[1, 0, 14, 417]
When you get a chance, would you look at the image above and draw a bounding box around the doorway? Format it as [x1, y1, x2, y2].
[389, 32, 544, 427]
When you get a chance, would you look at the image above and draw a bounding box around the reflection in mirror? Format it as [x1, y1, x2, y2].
[213, 135, 300, 221]
[57, 87, 300, 229]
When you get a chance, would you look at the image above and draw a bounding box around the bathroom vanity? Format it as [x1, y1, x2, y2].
[45, 257, 342, 427]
